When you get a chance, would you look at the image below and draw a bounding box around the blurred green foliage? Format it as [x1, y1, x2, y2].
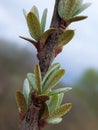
[74, 69, 98, 115]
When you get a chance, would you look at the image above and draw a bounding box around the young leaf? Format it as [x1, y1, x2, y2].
[48, 63, 61, 71]
[23, 78, 30, 106]
[16, 91, 27, 113]
[40, 28, 56, 45]
[37, 95, 49, 103]
[47, 94, 59, 114]
[58, 0, 76, 20]
[58, 0, 65, 18]
[68, 16, 87, 23]
[27, 73, 36, 90]
[48, 87, 72, 96]
[72, 3, 91, 17]
[47, 118, 62, 124]
[48, 103, 72, 119]
[57, 93, 64, 108]
[19, 36, 37, 48]
[71, 0, 83, 17]
[34, 64, 42, 95]
[57, 30, 74, 48]
[41, 8, 48, 32]
[42, 69, 65, 93]
[42, 63, 61, 90]
[30, 5, 39, 18]
[26, 12, 42, 40]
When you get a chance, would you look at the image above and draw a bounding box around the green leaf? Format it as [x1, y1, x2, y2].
[42, 63, 61, 91]
[48, 87, 72, 96]
[48, 63, 61, 72]
[23, 79, 30, 106]
[58, 0, 65, 18]
[47, 94, 59, 114]
[72, 3, 91, 16]
[42, 69, 65, 93]
[47, 118, 62, 124]
[41, 8, 48, 32]
[48, 103, 72, 119]
[68, 16, 87, 23]
[27, 73, 36, 90]
[57, 93, 64, 108]
[57, 30, 74, 48]
[71, 0, 83, 17]
[30, 5, 39, 19]
[34, 64, 42, 95]
[58, 0, 76, 20]
[26, 12, 42, 40]
[16, 91, 27, 113]
[40, 28, 56, 45]
[19, 36, 37, 48]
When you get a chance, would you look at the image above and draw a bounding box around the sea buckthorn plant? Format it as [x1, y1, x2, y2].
[16, 0, 91, 130]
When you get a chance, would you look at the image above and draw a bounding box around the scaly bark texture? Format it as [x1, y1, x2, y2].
[21, 0, 68, 130]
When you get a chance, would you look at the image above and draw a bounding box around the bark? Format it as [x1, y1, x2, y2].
[37, 0, 65, 77]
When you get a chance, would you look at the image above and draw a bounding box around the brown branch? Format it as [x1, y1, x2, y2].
[37, 0, 67, 78]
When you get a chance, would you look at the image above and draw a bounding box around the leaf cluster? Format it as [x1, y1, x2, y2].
[58, 0, 91, 24]
[20, 6, 56, 51]
[16, 63, 72, 124]
[20, 1, 91, 56]
[16, 0, 91, 126]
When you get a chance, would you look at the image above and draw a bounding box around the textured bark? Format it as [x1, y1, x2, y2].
[21, 104, 40, 130]
[37, 0, 62, 78]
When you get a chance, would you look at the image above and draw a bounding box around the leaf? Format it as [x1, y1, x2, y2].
[71, 0, 83, 17]
[68, 16, 88, 23]
[26, 12, 42, 40]
[23, 78, 30, 106]
[47, 94, 59, 114]
[57, 93, 64, 108]
[48, 62, 61, 72]
[42, 69, 65, 93]
[30, 5, 39, 18]
[57, 30, 74, 48]
[58, 0, 67, 19]
[42, 63, 61, 92]
[48, 87, 72, 96]
[58, 0, 76, 20]
[34, 64, 42, 95]
[40, 28, 56, 45]
[72, 3, 91, 16]
[41, 8, 48, 32]
[27, 73, 36, 90]
[37, 95, 49, 102]
[48, 103, 72, 119]
[47, 118, 62, 124]
[19, 36, 37, 48]
[16, 91, 27, 113]
[23, 9, 27, 19]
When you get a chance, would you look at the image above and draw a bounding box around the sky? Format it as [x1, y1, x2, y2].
[0, 0, 98, 84]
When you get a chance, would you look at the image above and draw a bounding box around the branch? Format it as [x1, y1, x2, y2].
[19, 0, 90, 130]
[37, 0, 67, 78]
[20, 1, 65, 130]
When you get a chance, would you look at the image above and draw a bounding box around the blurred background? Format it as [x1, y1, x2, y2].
[0, 0, 98, 130]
